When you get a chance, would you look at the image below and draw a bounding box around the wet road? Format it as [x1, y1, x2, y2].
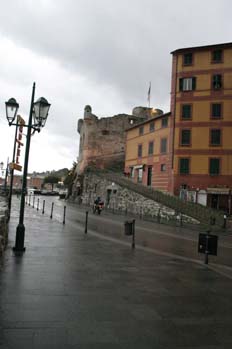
[1, 196, 232, 348]
[24, 195, 232, 272]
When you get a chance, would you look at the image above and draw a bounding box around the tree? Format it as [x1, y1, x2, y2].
[63, 161, 77, 197]
[43, 175, 61, 191]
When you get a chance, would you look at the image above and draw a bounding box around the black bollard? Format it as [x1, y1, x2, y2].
[42, 200, 45, 214]
[132, 219, 135, 249]
[29, 194, 31, 206]
[63, 206, 66, 225]
[85, 211, 88, 234]
[37, 198, 39, 211]
[204, 230, 210, 265]
[33, 195, 35, 208]
[50, 202, 54, 219]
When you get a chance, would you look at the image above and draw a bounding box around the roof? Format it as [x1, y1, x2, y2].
[171, 42, 232, 55]
[126, 112, 171, 132]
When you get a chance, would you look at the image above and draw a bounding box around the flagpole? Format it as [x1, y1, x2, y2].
[147, 82, 151, 108]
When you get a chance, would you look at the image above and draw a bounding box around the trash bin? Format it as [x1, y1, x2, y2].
[124, 221, 133, 235]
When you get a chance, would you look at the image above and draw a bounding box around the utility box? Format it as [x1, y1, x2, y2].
[198, 233, 218, 256]
[124, 221, 134, 236]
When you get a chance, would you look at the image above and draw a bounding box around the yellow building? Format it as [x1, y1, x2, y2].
[125, 111, 171, 191]
[171, 43, 232, 212]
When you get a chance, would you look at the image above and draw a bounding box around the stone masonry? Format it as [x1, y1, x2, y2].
[74, 172, 199, 225]
[0, 196, 9, 256]
[76, 105, 162, 175]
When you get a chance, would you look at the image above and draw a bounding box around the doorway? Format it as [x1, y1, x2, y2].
[147, 166, 152, 186]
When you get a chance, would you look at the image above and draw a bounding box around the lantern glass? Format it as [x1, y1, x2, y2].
[33, 97, 50, 127]
[5, 98, 19, 124]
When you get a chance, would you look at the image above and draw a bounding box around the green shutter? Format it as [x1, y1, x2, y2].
[192, 77, 196, 90]
[179, 78, 183, 91]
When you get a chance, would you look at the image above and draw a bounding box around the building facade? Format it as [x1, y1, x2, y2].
[124, 43, 232, 213]
[171, 42, 232, 212]
[124, 111, 171, 191]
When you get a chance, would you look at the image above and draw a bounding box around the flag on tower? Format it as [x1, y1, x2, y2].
[147, 82, 151, 107]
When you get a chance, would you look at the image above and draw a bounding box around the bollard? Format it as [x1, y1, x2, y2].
[204, 230, 210, 265]
[85, 211, 88, 234]
[63, 206, 66, 225]
[132, 219, 135, 249]
[42, 200, 45, 214]
[33, 195, 35, 208]
[29, 194, 31, 206]
[37, 198, 39, 211]
[50, 202, 54, 219]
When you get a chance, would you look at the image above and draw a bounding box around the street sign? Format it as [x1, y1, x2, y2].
[198, 233, 218, 256]
[9, 162, 22, 172]
[17, 115, 25, 125]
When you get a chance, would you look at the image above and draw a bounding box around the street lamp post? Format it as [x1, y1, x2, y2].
[5, 82, 50, 252]
[8, 118, 20, 218]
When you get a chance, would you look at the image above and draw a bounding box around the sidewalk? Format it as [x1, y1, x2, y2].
[1, 199, 232, 348]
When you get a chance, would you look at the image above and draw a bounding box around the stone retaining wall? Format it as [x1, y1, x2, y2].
[73, 172, 199, 225]
[0, 197, 9, 256]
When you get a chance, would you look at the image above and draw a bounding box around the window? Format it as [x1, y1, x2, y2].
[149, 121, 155, 132]
[212, 74, 222, 90]
[148, 141, 154, 155]
[179, 158, 190, 174]
[181, 104, 192, 119]
[179, 77, 196, 91]
[209, 158, 220, 175]
[212, 49, 222, 63]
[161, 117, 168, 128]
[210, 129, 221, 146]
[138, 144, 142, 157]
[183, 53, 193, 65]
[139, 126, 144, 135]
[160, 138, 167, 153]
[211, 103, 222, 119]
[161, 164, 166, 172]
[181, 129, 191, 146]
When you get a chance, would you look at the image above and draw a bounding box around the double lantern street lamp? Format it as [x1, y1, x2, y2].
[5, 82, 51, 252]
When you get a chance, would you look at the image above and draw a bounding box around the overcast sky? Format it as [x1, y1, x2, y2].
[0, 0, 231, 174]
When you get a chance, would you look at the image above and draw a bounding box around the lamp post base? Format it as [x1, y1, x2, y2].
[13, 223, 26, 252]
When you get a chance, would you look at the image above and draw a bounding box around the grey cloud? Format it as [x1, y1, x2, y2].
[0, 0, 231, 112]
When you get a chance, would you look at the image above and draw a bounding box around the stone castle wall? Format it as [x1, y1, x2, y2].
[76, 105, 147, 174]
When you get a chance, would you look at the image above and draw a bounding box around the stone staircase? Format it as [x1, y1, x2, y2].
[91, 169, 225, 228]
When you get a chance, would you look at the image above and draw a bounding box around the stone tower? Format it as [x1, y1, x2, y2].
[76, 105, 163, 174]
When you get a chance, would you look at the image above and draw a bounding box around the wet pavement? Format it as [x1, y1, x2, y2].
[1, 196, 232, 348]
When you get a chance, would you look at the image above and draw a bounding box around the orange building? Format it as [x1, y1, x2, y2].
[171, 42, 232, 212]
[125, 43, 232, 213]
[124, 111, 171, 191]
